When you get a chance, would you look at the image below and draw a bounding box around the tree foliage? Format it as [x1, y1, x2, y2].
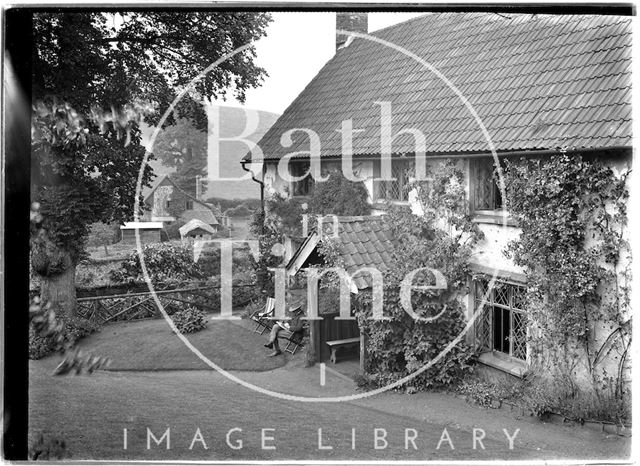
[33, 12, 271, 116]
[30, 11, 272, 314]
[154, 118, 208, 195]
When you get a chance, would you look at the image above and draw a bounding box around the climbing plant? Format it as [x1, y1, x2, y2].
[323, 161, 484, 390]
[503, 154, 631, 400]
[251, 172, 371, 294]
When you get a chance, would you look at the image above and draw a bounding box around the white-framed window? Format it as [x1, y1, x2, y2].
[473, 277, 527, 361]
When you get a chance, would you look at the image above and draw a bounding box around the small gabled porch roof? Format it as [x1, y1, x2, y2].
[179, 219, 217, 237]
[285, 215, 396, 290]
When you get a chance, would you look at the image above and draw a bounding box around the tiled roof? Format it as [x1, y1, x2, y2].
[180, 207, 219, 225]
[287, 216, 395, 289]
[332, 216, 395, 289]
[254, 13, 631, 160]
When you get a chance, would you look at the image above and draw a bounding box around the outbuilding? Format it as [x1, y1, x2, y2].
[120, 222, 163, 244]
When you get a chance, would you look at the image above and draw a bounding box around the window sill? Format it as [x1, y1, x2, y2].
[477, 352, 527, 378]
[372, 200, 410, 209]
[472, 211, 517, 227]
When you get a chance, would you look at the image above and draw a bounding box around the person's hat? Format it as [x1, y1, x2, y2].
[288, 295, 305, 313]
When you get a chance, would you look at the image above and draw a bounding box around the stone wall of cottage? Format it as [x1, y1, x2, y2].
[152, 185, 174, 218]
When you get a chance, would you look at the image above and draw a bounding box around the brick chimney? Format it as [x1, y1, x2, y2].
[195, 175, 202, 200]
[336, 13, 368, 51]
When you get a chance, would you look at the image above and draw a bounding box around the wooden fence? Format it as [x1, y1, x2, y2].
[76, 284, 255, 324]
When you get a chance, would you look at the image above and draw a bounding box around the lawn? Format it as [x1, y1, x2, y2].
[86, 241, 141, 262]
[29, 357, 630, 461]
[75, 317, 288, 371]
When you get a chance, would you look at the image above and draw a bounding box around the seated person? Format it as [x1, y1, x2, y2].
[264, 299, 305, 356]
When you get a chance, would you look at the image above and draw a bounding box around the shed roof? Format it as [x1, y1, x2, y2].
[120, 222, 163, 230]
[252, 13, 631, 161]
[286, 215, 396, 290]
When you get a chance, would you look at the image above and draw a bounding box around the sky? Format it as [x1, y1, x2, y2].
[213, 12, 425, 115]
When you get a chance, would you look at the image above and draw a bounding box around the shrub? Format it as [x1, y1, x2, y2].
[308, 171, 371, 217]
[110, 242, 204, 284]
[63, 316, 101, 346]
[353, 372, 377, 390]
[29, 432, 69, 460]
[458, 380, 496, 407]
[29, 315, 100, 360]
[522, 383, 556, 418]
[196, 249, 221, 278]
[29, 327, 57, 360]
[164, 221, 185, 241]
[172, 306, 208, 334]
[560, 389, 630, 424]
[226, 204, 252, 217]
[241, 300, 263, 320]
[460, 378, 528, 404]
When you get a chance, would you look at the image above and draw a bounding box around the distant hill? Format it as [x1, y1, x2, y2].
[143, 105, 280, 200]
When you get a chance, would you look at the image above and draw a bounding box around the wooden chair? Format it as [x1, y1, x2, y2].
[279, 324, 308, 355]
[250, 297, 275, 335]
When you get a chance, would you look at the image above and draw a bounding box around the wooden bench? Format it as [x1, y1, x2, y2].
[326, 337, 360, 364]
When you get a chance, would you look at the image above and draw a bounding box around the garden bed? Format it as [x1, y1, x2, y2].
[458, 379, 631, 437]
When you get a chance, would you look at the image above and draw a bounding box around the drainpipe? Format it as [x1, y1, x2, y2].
[241, 159, 268, 292]
[240, 159, 264, 236]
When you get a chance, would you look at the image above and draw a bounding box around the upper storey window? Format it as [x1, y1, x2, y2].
[471, 157, 504, 212]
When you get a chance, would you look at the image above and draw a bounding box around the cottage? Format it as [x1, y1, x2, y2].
[246, 13, 632, 383]
[143, 174, 225, 235]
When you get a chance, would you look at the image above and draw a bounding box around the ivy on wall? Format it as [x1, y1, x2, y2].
[321, 161, 484, 390]
[503, 154, 631, 399]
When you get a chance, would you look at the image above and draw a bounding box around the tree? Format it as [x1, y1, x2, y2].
[154, 117, 208, 195]
[87, 222, 119, 257]
[31, 12, 272, 315]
